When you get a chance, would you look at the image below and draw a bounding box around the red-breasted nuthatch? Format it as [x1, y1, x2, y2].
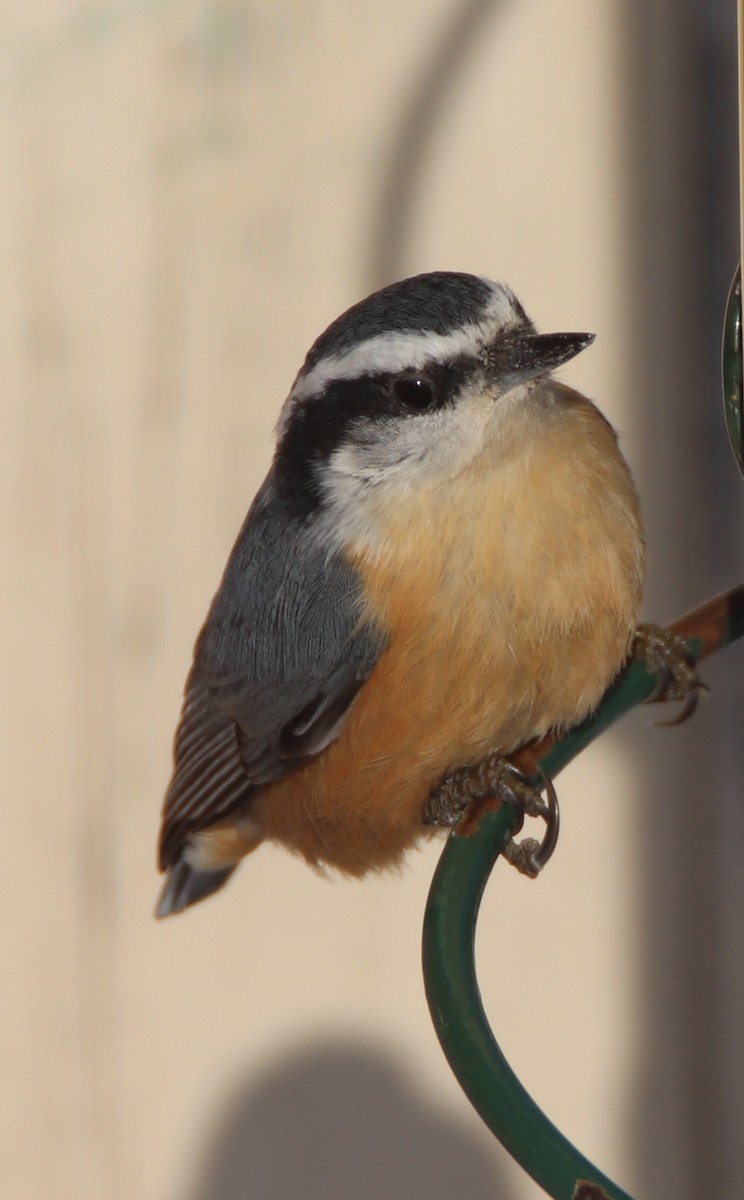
[156, 271, 647, 916]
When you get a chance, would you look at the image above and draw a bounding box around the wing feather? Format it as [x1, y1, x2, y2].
[158, 474, 385, 869]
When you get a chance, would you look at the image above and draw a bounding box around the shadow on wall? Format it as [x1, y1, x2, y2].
[366, 0, 503, 290]
[183, 1041, 511, 1200]
[620, 3, 744, 1199]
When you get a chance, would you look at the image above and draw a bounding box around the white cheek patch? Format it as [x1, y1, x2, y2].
[312, 388, 499, 554]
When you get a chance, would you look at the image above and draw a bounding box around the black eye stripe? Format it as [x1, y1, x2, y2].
[393, 377, 435, 410]
[383, 354, 472, 415]
[275, 353, 473, 517]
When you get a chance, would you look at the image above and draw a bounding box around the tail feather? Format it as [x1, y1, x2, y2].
[155, 861, 237, 918]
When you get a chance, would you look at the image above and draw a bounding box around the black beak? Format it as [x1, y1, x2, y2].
[488, 329, 595, 386]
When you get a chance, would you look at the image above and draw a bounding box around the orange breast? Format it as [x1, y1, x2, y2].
[253, 387, 645, 875]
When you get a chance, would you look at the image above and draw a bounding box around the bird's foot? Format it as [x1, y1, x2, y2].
[424, 751, 560, 878]
[633, 623, 707, 726]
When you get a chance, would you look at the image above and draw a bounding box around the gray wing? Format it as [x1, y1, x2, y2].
[158, 473, 386, 870]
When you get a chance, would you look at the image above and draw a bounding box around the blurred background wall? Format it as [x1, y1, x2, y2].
[3, 2, 744, 1198]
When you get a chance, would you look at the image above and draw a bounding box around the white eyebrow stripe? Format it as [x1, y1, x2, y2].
[290, 326, 480, 402]
[289, 280, 522, 405]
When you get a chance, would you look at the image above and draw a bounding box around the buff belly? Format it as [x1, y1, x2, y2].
[245, 388, 646, 875]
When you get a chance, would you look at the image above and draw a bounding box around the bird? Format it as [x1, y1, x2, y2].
[156, 270, 648, 917]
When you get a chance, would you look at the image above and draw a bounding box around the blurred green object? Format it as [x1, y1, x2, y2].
[723, 265, 744, 477]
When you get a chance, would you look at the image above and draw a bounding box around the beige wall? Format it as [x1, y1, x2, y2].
[2, 3, 705, 1198]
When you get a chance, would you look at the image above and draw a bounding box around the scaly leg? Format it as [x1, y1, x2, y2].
[424, 751, 559, 878]
[633, 623, 707, 726]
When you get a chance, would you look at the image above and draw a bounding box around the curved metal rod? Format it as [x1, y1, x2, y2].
[723, 266, 743, 478]
[423, 585, 744, 1200]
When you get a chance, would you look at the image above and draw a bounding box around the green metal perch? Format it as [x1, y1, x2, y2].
[422, 587, 744, 1200]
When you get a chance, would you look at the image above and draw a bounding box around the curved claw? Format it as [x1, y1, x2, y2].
[427, 756, 560, 877]
[531, 769, 560, 870]
[644, 661, 672, 706]
[653, 681, 705, 727]
[634, 623, 706, 726]
[500, 766, 560, 878]
[492, 768, 527, 838]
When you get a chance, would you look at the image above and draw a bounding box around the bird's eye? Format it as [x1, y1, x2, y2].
[392, 377, 435, 411]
